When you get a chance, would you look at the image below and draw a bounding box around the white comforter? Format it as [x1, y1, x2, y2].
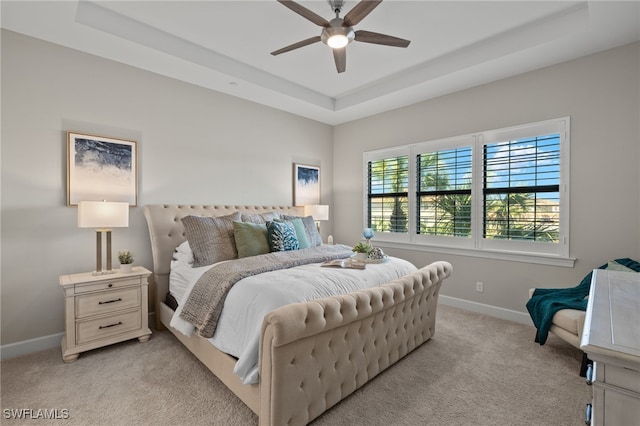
[170, 252, 416, 384]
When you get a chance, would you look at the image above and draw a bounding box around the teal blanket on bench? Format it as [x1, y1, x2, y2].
[526, 258, 640, 345]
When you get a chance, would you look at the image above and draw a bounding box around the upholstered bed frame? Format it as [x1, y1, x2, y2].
[144, 204, 452, 425]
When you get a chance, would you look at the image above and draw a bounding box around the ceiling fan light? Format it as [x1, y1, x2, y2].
[327, 34, 349, 48]
[322, 23, 355, 49]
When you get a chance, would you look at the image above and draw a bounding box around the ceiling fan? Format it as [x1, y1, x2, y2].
[271, 0, 411, 73]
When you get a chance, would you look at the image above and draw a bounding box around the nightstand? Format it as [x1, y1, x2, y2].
[59, 266, 152, 362]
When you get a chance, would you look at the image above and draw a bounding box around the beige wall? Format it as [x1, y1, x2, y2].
[2, 28, 638, 349]
[0, 30, 333, 345]
[333, 42, 640, 314]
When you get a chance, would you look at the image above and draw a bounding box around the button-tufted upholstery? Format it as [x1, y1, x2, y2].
[145, 205, 303, 277]
[144, 205, 303, 329]
[144, 205, 452, 426]
[259, 261, 452, 426]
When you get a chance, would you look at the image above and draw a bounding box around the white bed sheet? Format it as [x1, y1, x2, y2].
[169, 251, 417, 384]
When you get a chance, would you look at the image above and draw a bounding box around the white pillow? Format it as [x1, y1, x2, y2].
[173, 241, 194, 264]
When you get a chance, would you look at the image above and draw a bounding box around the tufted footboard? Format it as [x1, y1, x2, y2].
[258, 261, 452, 426]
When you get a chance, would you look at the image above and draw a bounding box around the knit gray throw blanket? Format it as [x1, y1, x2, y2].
[179, 244, 353, 338]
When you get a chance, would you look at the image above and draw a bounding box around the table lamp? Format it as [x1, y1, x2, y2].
[78, 201, 129, 275]
[304, 204, 329, 232]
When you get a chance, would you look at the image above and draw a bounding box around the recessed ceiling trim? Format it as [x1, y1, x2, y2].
[2, 1, 637, 126]
[75, 0, 335, 111]
[335, 1, 589, 111]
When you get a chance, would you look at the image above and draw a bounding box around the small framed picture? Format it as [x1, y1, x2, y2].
[67, 132, 138, 206]
[293, 163, 320, 206]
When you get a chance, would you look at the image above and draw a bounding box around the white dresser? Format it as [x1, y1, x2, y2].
[580, 269, 640, 425]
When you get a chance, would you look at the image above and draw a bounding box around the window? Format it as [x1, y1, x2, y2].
[417, 146, 472, 238]
[367, 153, 409, 234]
[483, 134, 560, 243]
[364, 118, 570, 262]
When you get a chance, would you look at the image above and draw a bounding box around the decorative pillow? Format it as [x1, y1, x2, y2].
[283, 215, 322, 247]
[181, 212, 241, 267]
[233, 221, 269, 258]
[266, 220, 299, 252]
[241, 212, 281, 224]
[275, 217, 310, 249]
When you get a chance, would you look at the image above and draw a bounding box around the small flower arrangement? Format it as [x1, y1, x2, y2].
[351, 242, 372, 254]
[117, 250, 134, 265]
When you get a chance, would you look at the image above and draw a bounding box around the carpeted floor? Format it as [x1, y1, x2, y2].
[1, 304, 590, 425]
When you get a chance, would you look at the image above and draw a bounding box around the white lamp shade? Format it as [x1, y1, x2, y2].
[304, 204, 329, 221]
[78, 201, 129, 228]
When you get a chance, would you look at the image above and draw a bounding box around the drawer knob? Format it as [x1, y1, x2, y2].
[585, 364, 594, 385]
[98, 298, 122, 305]
[99, 321, 123, 330]
[108, 283, 113, 288]
[585, 403, 592, 425]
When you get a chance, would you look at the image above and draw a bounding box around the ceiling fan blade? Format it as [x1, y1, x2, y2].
[343, 0, 383, 26]
[333, 47, 346, 73]
[354, 30, 411, 47]
[277, 0, 330, 27]
[271, 36, 322, 55]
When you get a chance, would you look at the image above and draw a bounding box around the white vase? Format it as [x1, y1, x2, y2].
[355, 253, 368, 261]
[120, 264, 133, 273]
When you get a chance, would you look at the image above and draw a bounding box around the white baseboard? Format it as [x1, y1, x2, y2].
[439, 295, 533, 326]
[1, 332, 64, 361]
[2, 305, 529, 361]
[1, 313, 157, 361]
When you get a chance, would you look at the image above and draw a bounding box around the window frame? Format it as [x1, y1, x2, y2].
[364, 146, 410, 244]
[413, 135, 476, 250]
[363, 117, 572, 266]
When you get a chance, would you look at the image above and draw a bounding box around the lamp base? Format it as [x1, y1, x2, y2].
[93, 229, 115, 275]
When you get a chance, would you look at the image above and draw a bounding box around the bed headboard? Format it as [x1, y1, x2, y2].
[143, 205, 304, 321]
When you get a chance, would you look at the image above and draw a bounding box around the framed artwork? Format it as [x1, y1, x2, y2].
[67, 132, 138, 206]
[293, 163, 320, 206]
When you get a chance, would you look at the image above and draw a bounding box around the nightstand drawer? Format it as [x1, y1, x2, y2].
[76, 310, 142, 345]
[74, 276, 142, 294]
[75, 287, 141, 318]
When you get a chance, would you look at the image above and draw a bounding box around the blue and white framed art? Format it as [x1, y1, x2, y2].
[293, 163, 320, 207]
[67, 132, 138, 206]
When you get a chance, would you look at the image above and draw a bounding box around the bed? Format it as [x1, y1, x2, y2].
[144, 204, 452, 425]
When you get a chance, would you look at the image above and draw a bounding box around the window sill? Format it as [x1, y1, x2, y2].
[375, 241, 576, 267]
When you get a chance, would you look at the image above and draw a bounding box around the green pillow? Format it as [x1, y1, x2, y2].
[282, 215, 322, 247]
[233, 221, 269, 258]
[275, 218, 310, 249]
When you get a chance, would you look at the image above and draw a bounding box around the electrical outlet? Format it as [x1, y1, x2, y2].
[476, 282, 484, 292]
